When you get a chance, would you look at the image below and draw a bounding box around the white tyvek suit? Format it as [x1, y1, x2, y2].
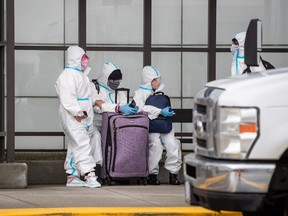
[90, 62, 128, 166]
[231, 32, 266, 76]
[55, 46, 96, 176]
[133, 66, 182, 175]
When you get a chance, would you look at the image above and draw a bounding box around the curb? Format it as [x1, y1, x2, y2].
[0, 207, 242, 216]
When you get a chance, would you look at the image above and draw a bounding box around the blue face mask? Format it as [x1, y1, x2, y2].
[230, 44, 239, 55]
[108, 80, 120, 90]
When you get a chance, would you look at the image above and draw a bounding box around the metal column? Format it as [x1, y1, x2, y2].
[143, 0, 151, 66]
[208, 0, 217, 81]
[0, 0, 4, 162]
[6, 0, 15, 162]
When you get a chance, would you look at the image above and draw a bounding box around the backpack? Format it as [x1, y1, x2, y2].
[145, 91, 173, 133]
[243, 56, 275, 74]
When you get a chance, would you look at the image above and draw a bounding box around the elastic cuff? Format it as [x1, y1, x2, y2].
[115, 105, 120, 113]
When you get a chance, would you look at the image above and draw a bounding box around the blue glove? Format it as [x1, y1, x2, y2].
[161, 106, 174, 117]
[120, 103, 138, 115]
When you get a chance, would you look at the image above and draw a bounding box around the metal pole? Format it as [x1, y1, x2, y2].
[79, 0, 86, 50]
[0, 0, 4, 162]
[6, 0, 15, 162]
[143, 0, 151, 66]
[207, 0, 217, 81]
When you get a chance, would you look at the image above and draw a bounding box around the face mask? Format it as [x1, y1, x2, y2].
[108, 80, 120, 90]
[230, 44, 239, 55]
[81, 55, 89, 70]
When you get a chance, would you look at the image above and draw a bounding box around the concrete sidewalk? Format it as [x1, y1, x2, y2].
[0, 184, 242, 215]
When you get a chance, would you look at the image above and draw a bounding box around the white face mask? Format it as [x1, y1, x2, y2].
[230, 44, 239, 55]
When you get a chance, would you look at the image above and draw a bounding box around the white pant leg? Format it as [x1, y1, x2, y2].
[60, 110, 96, 176]
[148, 133, 164, 175]
[64, 140, 80, 177]
[160, 128, 182, 174]
[90, 125, 103, 166]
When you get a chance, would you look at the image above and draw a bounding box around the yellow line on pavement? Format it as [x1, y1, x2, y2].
[0, 207, 242, 216]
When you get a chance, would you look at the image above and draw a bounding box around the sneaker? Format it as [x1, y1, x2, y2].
[66, 175, 86, 187]
[84, 172, 101, 188]
[147, 174, 160, 185]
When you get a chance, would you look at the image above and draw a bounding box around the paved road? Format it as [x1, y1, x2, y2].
[0, 184, 242, 215]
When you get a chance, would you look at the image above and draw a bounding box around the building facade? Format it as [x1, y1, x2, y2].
[1, 0, 288, 161]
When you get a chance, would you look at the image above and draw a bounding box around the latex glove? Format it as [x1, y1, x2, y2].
[120, 103, 138, 115]
[161, 106, 174, 117]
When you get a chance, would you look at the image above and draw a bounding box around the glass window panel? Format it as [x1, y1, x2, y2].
[151, 52, 181, 97]
[170, 98, 181, 109]
[217, 0, 288, 45]
[152, 0, 181, 45]
[15, 136, 64, 150]
[173, 123, 181, 134]
[183, 98, 194, 109]
[87, 51, 143, 95]
[87, 0, 143, 45]
[183, 0, 208, 45]
[15, 50, 63, 97]
[65, 0, 78, 44]
[15, 0, 64, 44]
[183, 53, 207, 97]
[216, 52, 288, 80]
[216, 52, 232, 80]
[15, 98, 61, 132]
[260, 53, 288, 69]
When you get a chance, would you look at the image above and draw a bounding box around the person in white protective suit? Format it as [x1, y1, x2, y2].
[133, 66, 182, 185]
[55, 46, 101, 188]
[90, 62, 138, 183]
[231, 31, 266, 76]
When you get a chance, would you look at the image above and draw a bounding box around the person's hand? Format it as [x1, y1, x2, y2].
[95, 100, 105, 109]
[120, 103, 138, 115]
[161, 106, 174, 117]
[74, 113, 87, 122]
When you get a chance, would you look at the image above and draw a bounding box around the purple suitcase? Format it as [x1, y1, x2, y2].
[101, 112, 149, 184]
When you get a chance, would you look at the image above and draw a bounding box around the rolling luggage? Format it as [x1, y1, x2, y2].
[100, 88, 149, 185]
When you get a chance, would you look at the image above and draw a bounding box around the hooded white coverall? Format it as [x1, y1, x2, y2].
[231, 31, 266, 76]
[90, 62, 128, 166]
[133, 66, 182, 175]
[55, 46, 96, 176]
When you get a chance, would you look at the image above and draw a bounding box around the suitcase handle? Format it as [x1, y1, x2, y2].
[115, 88, 130, 104]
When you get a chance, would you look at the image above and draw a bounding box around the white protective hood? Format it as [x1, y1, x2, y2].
[97, 62, 119, 87]
[141, 65, 165, 91]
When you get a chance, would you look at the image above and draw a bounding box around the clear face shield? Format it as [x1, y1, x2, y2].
[230, 38, 239, 55]
[151, 77, 161, 90]
[81, 54, 89, 70]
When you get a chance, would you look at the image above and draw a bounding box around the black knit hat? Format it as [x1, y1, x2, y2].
[108, 69, 122, 80]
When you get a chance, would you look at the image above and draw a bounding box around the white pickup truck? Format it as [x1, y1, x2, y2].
[184, 20, 288, 216]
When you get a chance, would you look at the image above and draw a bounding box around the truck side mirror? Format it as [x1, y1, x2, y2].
[244, 19, 262, 67]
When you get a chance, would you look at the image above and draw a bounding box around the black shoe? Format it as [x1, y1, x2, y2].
[169, 173, 180, 185]
[95, 164, 102, 177]
[94, 164, 103, 186]
[147, 174, 160, 185]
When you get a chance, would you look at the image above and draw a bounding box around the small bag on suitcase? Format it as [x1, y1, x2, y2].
[100, 88, 149, 185]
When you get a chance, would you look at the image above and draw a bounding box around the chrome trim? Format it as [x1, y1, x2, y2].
[184, 153, 275, 193]
[193, 88, 224, 158]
